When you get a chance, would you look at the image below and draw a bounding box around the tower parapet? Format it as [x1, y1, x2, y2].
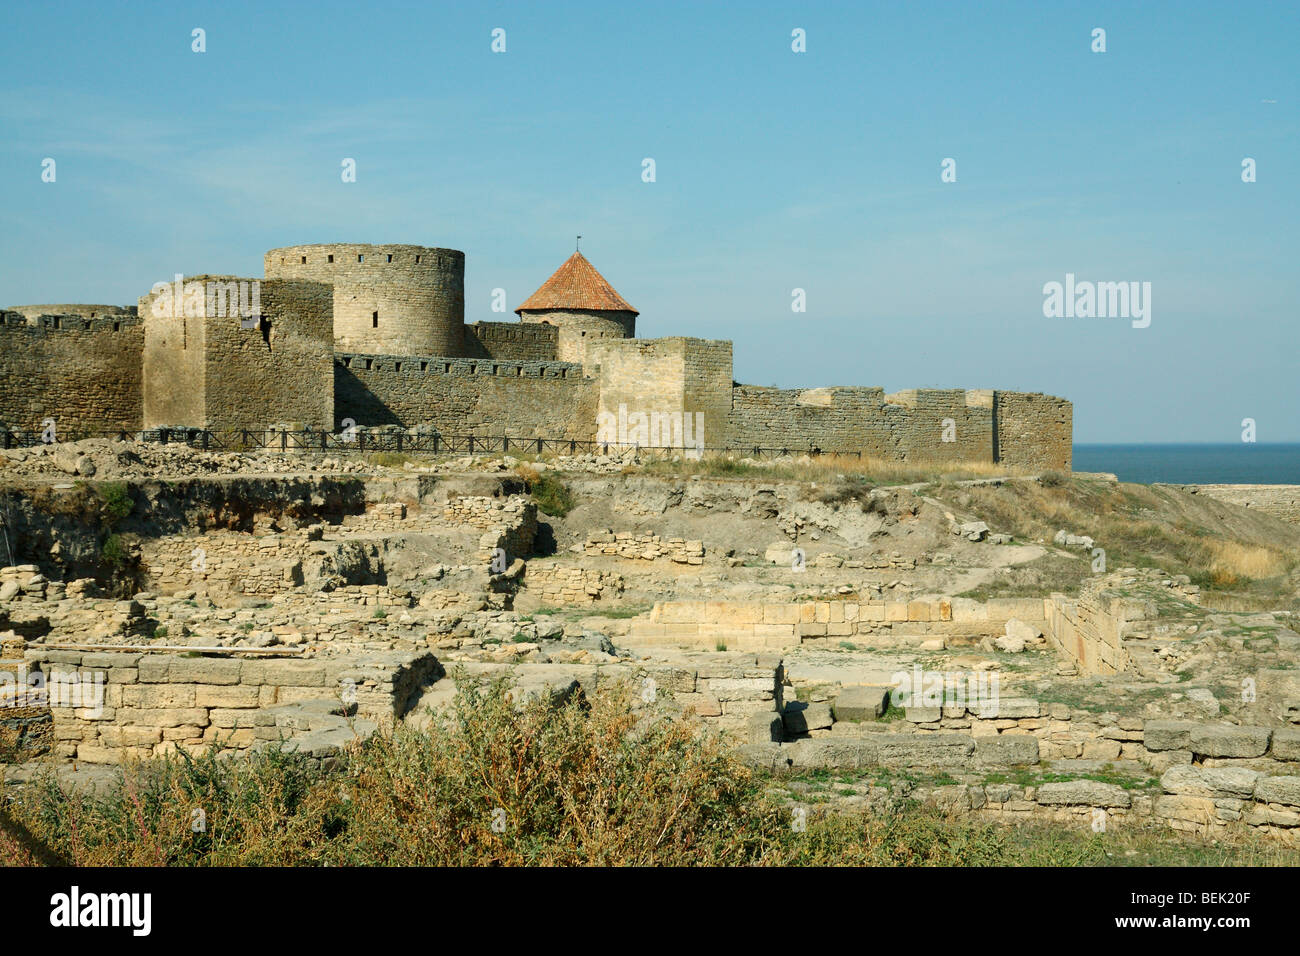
[265, 243, 464, 356]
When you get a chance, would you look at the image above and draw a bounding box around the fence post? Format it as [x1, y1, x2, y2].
[202, 431, 210, 450]
[321, 431, 327, 451]
[468, 436, 475, 454]
[397, 433, 404, 452]
[359, 431, 366, 452]
[502, 436, 509, 453]
[536, 438, 543, 455]
[433, 434, 440, 455]
[280, 431, 287, 452]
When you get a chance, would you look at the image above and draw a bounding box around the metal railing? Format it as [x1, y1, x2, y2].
[0, 426, 858, 459]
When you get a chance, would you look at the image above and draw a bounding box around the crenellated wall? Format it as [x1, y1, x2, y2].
[266, 244, 465, 357]
[140, 276, 334, 432]
[333, 352, 597, 438]
[463, 321, 558, 361]
[2, 244, 1072, 466]
[0, 311, 144, 433]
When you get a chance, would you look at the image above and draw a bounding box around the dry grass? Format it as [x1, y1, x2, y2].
[1206, 540, 1289, 587]
[952, 477, 1298, 604]
[638, 452, 1029, 485]
[3, 678, 1295, 866]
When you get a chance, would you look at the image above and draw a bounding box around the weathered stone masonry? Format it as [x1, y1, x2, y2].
[4, 241, 1073, 469]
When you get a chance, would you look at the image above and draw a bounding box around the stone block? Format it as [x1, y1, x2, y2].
[1036, 781, 1131, 808]
[167, 657, 243, 685]
[241, 660, 328, 687]
[1254, 776, 1300, 808]
[783, 701, 833, 735]
[974, 734, 1040, 768]
[1161, 764, 1260, 799]
[874, 733, 974, 769]
[1143, 720, 1199, 751]
[747, 711, 785, 744]
[1270, 727, 1300, 762]
[194, 685, 263, 709]
[832, 685, 890, 722]
[989, 698, 1039, 719]
[1189, 724, 1271, 759]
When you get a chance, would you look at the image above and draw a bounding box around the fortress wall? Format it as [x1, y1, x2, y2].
[142, 312, 206, 429]
[587, 338, 686, 436]
[203, 279, 334, 431]
[8, 305, 135, 323]
[682, 339, 734, 450]
[141, 278, 334, 431]
[726, 384, 890, 452]
[1188, 486, 1300, 525]
[994, 391, 1073, 471]
[464, 321, 558, 361]
[265, 244, 465, 357]
[0, 311, 144, 433]
[882, 389, 994, 463]
[334, 353, 597, 438]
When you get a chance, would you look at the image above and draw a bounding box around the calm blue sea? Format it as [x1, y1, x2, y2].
[1072, 444, 1300, 485]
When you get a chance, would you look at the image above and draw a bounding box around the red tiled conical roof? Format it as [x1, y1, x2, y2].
[515, 251, 638, 315]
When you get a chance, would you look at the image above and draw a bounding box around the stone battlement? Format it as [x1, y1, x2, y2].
[4, 240, 1073, 466]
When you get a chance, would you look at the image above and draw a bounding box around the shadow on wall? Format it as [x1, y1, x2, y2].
[334, 365, 403, 429]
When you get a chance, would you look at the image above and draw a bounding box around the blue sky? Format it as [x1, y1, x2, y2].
[1, 0, 1296, 442]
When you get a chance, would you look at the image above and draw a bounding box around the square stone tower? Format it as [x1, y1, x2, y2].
[140, 276, 334, 432]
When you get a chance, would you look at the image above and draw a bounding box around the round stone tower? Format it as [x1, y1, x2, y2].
[265, 243, 465, 355]
[515, 251, 637, 364]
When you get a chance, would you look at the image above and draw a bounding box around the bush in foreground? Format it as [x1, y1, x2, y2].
[1, 678, 1289, 866]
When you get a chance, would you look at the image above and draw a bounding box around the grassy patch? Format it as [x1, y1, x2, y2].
[520, 469, 575, 518]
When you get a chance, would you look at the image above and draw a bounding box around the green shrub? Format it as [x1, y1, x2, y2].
[99, 533, 127, 569]
[528, 472, 575, 517]
[97, 481, 133, 523]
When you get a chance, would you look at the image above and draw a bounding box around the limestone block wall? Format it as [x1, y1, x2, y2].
[628, 596, 1050, 651]
[140, 277, 334, 432]
[727, 384, 888, 452]
[1045, 578, 1153, 675]
[519, 308, 635, 364]
[464, 321, 558, 361]
[1190, 485, 1300, 524]
[588, 337, 688, 427]
[140, 532, 308, 596]
[583, 530, 704, 563]
[205, 278, 334, 432]
[994, 391, 1072, 471]
[0, 311, 144, 433]
[8, 305, 135, 323]
[334, 352, 597, 437]
[266, 244, 465, 356]
[521, 566, 625, 605]
[881, 388, 994, 463]
[441, 494, 537, 564]
[26, 648, 439, 763]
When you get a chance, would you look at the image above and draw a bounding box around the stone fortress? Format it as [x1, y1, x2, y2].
[0, 242, 1072, 469]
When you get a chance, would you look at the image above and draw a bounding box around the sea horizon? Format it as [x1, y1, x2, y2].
[1072, 442, 1300, 485]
